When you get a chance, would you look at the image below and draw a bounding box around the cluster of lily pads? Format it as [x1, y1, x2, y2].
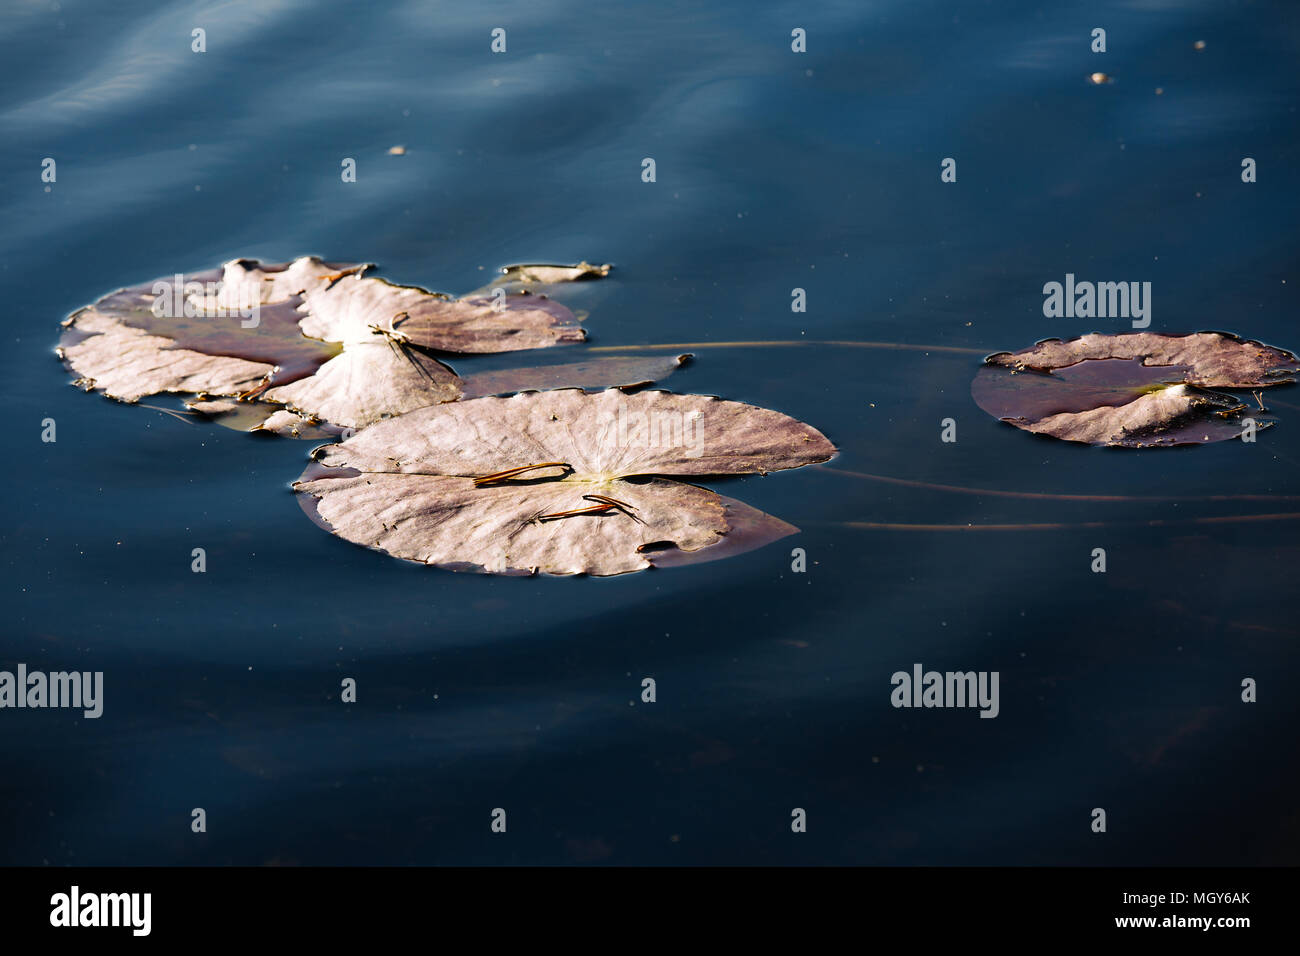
[59, 257, 836, 575]
[59, 257, 1299, 573]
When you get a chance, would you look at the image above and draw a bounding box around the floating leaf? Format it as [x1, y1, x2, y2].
[972, 357, 1192, 420]
[973, 332, 1299, 447]
[60, 257, 364, 402]
[640, 494, 798, 569]
[260, 273, 598, 427]
[263, 340, 461, 430]
[293, 389, 835, 575]
[498, 261, 611, 285]
[460, 261, 613, 302]
[197, 352, 689, 438]
[460, 352, 692, 399]
[985, 332, 1300, 387]
[61, 307, 275, 403]
[187, 399, 343, 440]
[60, 256, 610, 431]
[187, 257, 370, 313]
[255, 409, 343, 440]
[186, 398, 265, 428]
[294, 273, 584, 353]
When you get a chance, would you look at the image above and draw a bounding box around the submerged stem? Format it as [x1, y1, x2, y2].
[588, 340, 986, 355]
[816, 465, 1300, 502]
[829, 513, 1300, 532]
[137, 403, 202, 425]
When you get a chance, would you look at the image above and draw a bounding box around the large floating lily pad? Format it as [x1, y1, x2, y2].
[293, 389, 835, 575]
[973, 332, 1299, 447]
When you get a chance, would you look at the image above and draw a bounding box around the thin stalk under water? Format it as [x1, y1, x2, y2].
[827, 512, 1300, 532]
[588, 340, 987, 355]
[817, 465, 1300, 503]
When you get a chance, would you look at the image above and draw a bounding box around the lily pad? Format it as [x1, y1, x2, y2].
[292, 272, 585, 353]
[460, 352, 692, 399]
[262, 339, 462, 430]
[259, 270, 593, 429]
[973, 332, 1299, 447]
[187, 399, 345, 440]
[462, 261, 612, 299]
[499, 262, 611, 284]
[188, 257, 371, 313]
[293, 389, 835, 575]
[458, 262, 614, 320]
[985, 331, 1300, 386]
[59, 257, 363, 402]
[60, 256, 612, 431]
[194, 352, 692, 439]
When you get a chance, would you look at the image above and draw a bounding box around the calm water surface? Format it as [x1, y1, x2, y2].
[2, 0, 1298, 864]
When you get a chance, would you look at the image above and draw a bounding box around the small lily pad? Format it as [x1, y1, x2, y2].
[460, 352, 692, 399]
[973, 332, 1299, 447]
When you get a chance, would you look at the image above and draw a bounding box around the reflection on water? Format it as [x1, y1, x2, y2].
[1, 0, 1298, 864]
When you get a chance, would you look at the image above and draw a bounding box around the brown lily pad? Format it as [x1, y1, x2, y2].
[461, 261, 612, 298]
[499, 262, 611, 284]
[460, 352, 692, 399]
[186, 399, 345, 440]
[59, 257, 363, 402]
[974, 332, 1299, 447]
[60, 256, 614, 432]
[457, 262, 614, 321]
[293, 388, 835, 575]
[985, 331, 1300, 387]
[294, 272, 585, 353]
[262, 339, 462, 430]
[194, 352, 691, 439]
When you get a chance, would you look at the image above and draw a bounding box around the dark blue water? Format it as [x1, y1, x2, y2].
[3, 0, 1298, 865]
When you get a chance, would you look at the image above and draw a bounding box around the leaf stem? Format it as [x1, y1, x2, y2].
[828, 513, 1300, 531]
[588, 340, 986, 355]
[816, 465, 1300, 502]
